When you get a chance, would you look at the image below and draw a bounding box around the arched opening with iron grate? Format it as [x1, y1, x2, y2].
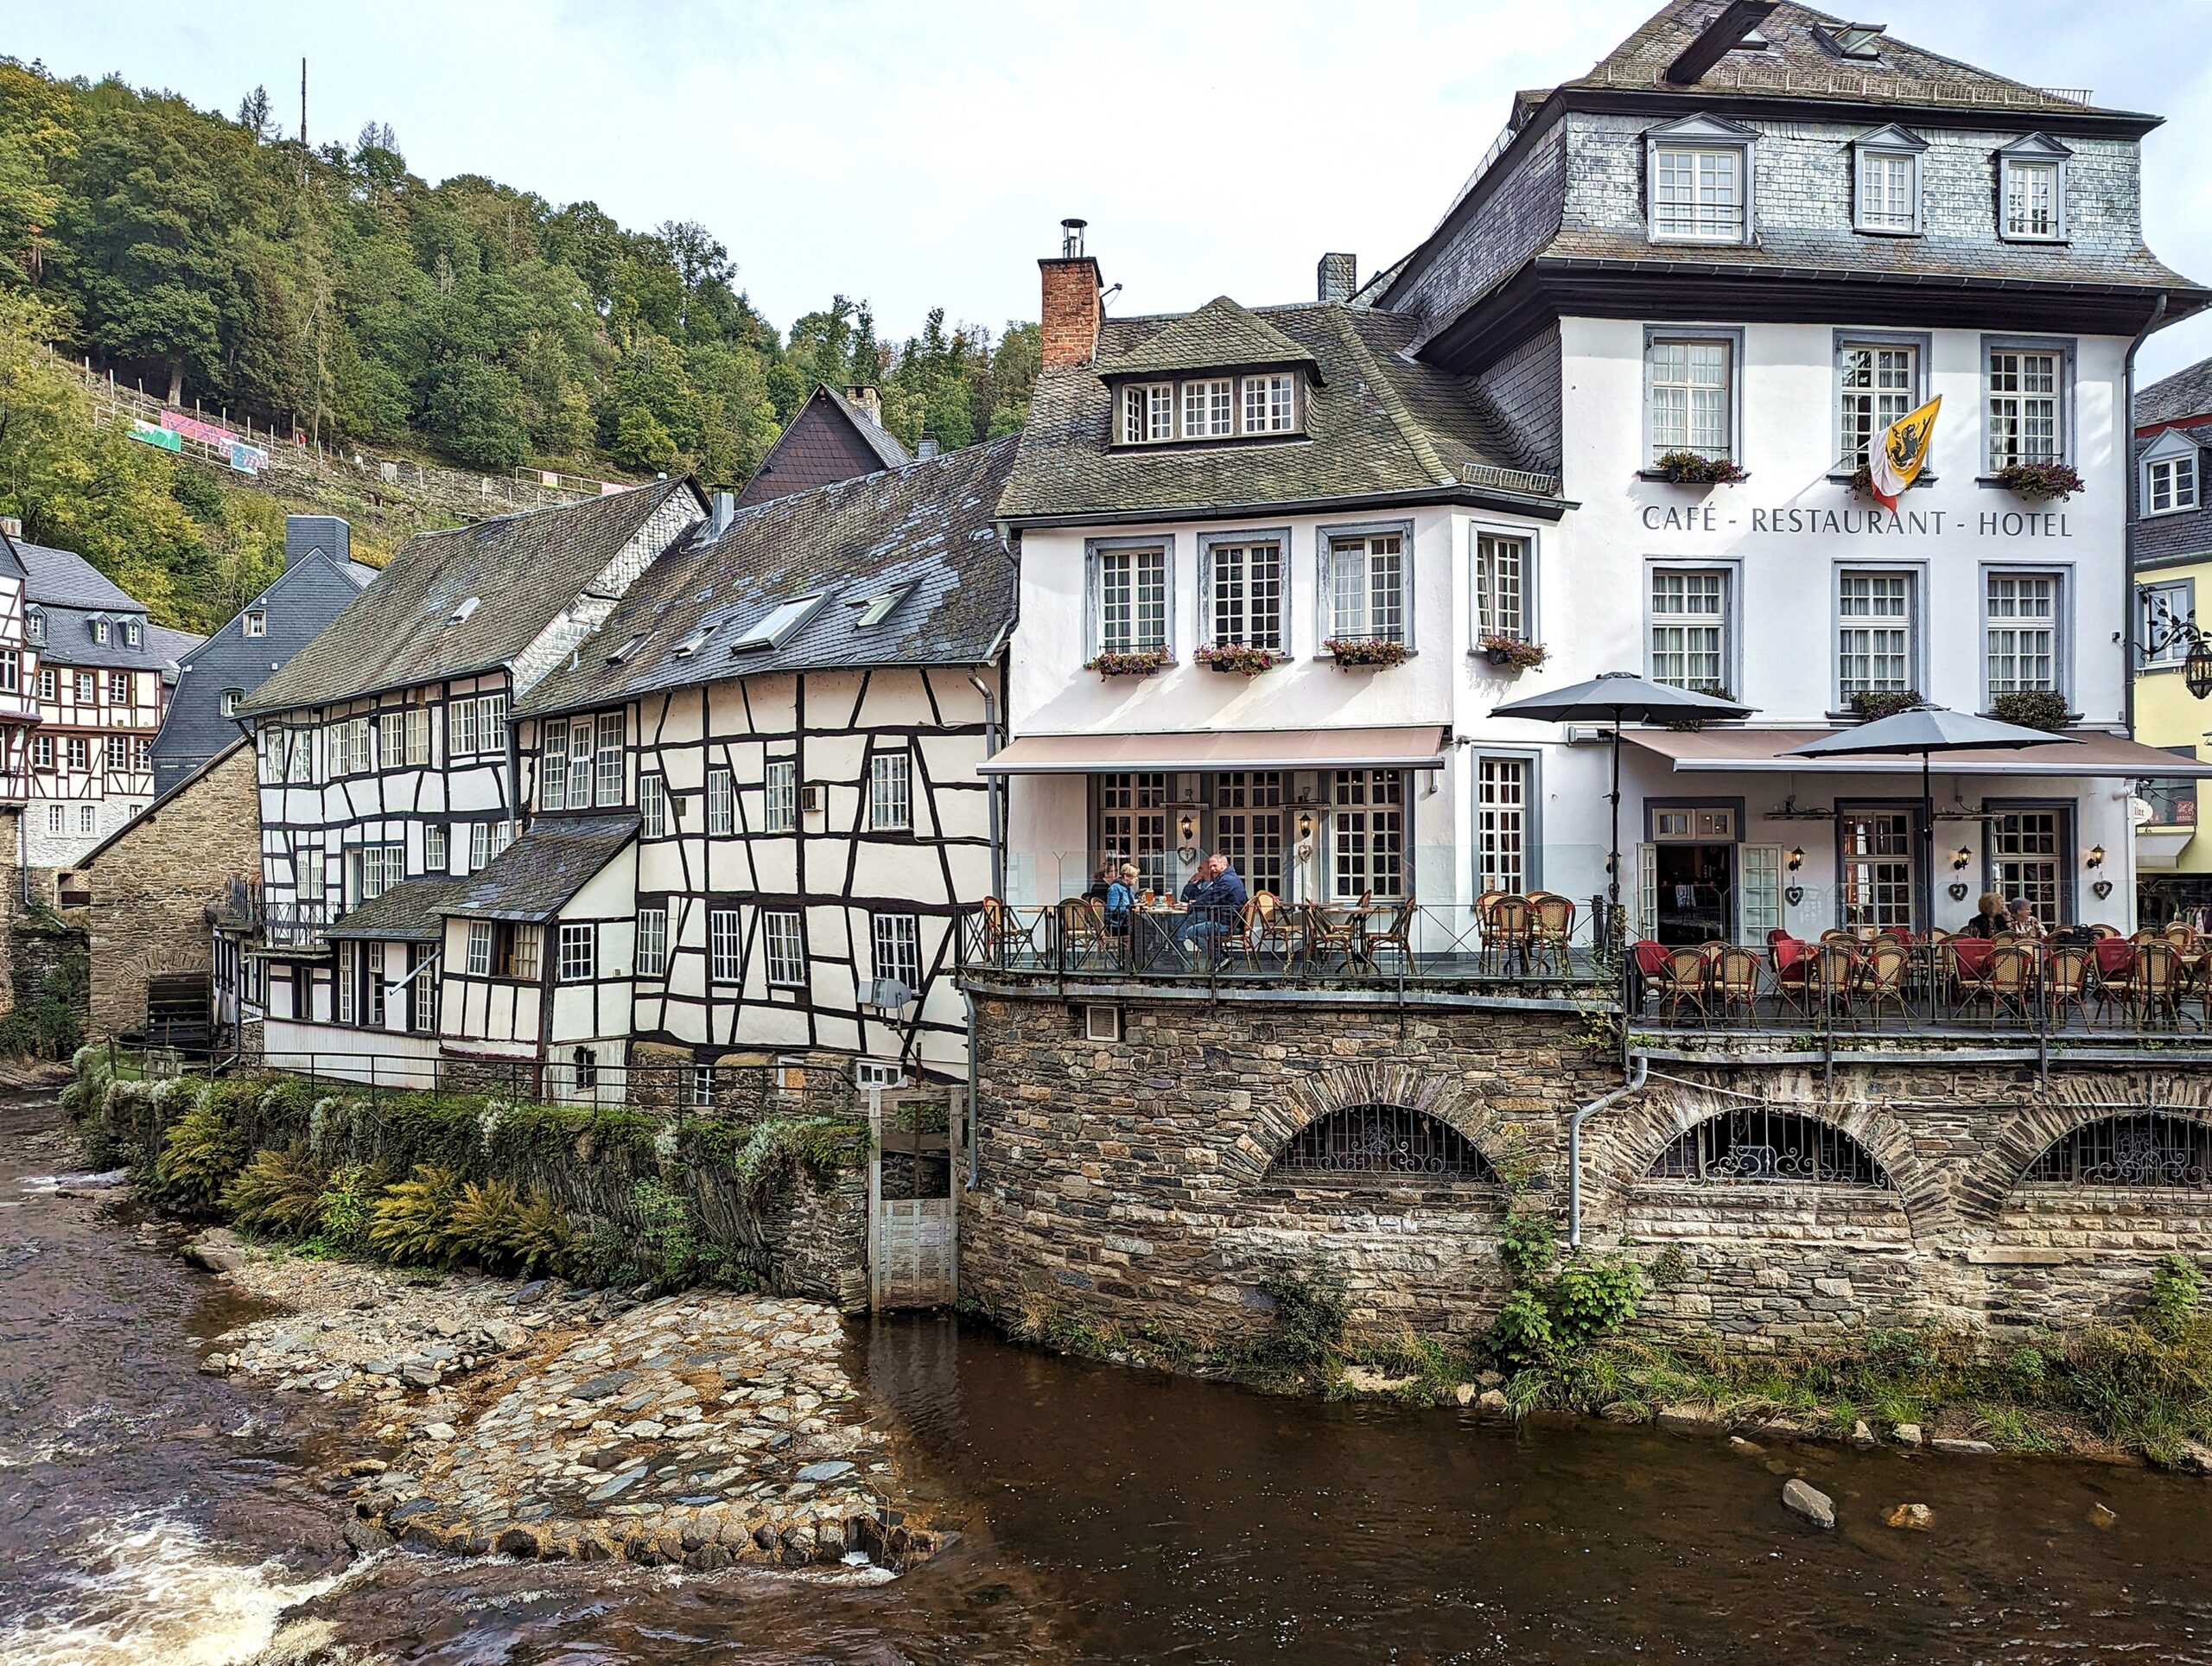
[1650, 1109, 1891, 1187]
[1268, 1103, 1497, 1182]
[2020, 1113, 2212, 1189]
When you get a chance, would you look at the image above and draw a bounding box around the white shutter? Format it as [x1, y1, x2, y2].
[1636, 844, 1658, 939]
[1740, 844, 1782, 939]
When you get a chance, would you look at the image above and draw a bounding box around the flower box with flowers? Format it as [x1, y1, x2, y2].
[1193, 644, 1284, 677]
[1084, 647, 1173, 678]
[1323, 637, 1412, 671]
[1993, 461, 2084, 502]
[1649, 450, 1749, 486]
[1479, 634, 1548, 671]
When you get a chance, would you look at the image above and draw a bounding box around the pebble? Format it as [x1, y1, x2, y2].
[1782, 1478, 1835, 1529]
[1891, 1423, 1924, 1447]
[1885, 1503, 1934, 1530]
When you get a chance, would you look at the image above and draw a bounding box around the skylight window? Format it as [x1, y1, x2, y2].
[854, 588, 910, 629]
[731, 594, 825, 653]
[448, 595, 480, 625]
[607, 631, 648, 666]
[671, 622, 715, 658]
[1832, 23, 1887, 58]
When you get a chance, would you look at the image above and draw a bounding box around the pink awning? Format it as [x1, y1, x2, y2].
[978, 725, 1449, 776]
[1622, 727, 2212, 777]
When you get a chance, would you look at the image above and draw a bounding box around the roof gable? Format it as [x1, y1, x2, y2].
[731, 385, 913, 511]
[2141, 427, 2204, 464]
[1097, 296, 1321, 382]
[1853, 121, 1927, 152]
[1995, 131, 2074, 160]
[1644, 111, 1761, 143]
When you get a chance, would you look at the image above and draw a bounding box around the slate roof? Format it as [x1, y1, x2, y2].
[321, 877, 469, 943]
[732, 385, 914, 510]
[518, 440, 1019, 719]
[997, 302, 1554, 523]
[238, 479, 702, 718]
[2139, 357, 2212, 431]
[1098, 297, 1319, 379]
[447, 814, 639, 922]
[2, 533, 206, 672]
[15, 537, 143, 612]
[823, 386, 915, 471]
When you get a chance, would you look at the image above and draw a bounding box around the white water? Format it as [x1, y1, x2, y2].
[0, 1514, 375, 1666]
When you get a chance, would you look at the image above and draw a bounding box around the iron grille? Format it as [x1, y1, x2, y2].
[1273, 1104, 1494, 1181]
[2023, 1115, 2212, 1189]
[1653, 1110, 1891, 1187]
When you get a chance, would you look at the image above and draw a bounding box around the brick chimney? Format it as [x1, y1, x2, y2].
[843, 385, 883, 425]
[1039, 218, 1104, 370]
[1316, 252, 1358, 305]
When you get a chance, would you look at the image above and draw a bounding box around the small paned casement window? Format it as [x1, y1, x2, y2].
[2148, 449, 2200, 515]
[1650, 569, 1729, 692]
[1242, 374, 1296, 434]
[92, 619, 108, 645]
[1473, 533, 1530, 642]
[221, 690, 243, 717]
[1999, 137, 2069, 240]
[337, 942, 357, 1025]
[31, 735, 51, 770]
[1181, 378, 1233, 439]
[708, 908, 742, 982]
[1207, 539, 1285, 653]
[359, 843, 404, 901]
[37, 668, 54, 701]
[469, 821, 493, 873]
[764, 759, 798, 832]
[1324, 531, 1407, 646]
[1097, 771, 1172, 898]
[1094, 544, 1168, 653]
[79, 803, 93, 834]
[1839, 341, 1919, 469]
[26, 609, 42, 645]
[424, 823, 448, 874]
[1475, 757, 1529, 897]
[378, 709, 407, 767]
[44, 804, 60, 833]
[1648, 337, 1732, 462]
[411, 950, 435, 1033]
[1986, 347, 2065, 470]
[107, 671, 130, 703]
[1986, 571, 2062, 696]
[762, 910, 806, 987]
[640, 774, 667, 839]
[564, 719, 594, 809]
[1118, 374, 1301, 444]
[1331, 768, 1404, 900]
[540, 721, 570, 809]
[557, 922, 596, 983]
[448, 694, 505, 759]
[496, 923, 541, 980]
[73, 671, 94, 703]
[690, 1065, 715, 1110]
[873, 912, 922, 992]
[635, 906, 669, 977]
[869, 750, 912, 831]
[1120, 382, 1175, 444]
[334, 716, 372, 776]
[466, 919, 493, 976]
[66, 736, 89, 771]
[366, 943, 387, 1027]
[1839, 572, 1916, 697]
[1851, 126, 1926, 235]
[243, 609, 266, 639]
[105, 734, 129, 769]
[1645, 118, 1755, 244]
[287, 728, 314, 782]
[707, 767, 735, 836]
[0, 650, 16, 695]
[594, 712, 624, 806]
[125, 620, 141, 647]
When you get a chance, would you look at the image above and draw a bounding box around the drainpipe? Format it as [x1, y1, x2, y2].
[1568, 1053, 1649, 1249]
[963, 988, 981, 1190]
[2123, 294, 2168, 739]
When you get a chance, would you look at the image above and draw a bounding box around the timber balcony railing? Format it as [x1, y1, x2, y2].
[219, 898, 336, 949]
[955, 895, 1610, 995]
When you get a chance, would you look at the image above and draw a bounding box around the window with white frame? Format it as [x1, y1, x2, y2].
[1649, 569, 1729, 692]
[26, 609, 41, 645]
[31, 734, 51, 770]
[133, 736, 149, 772]
[565, 718, 593, 809]
[378, 709, 407, 768]
[1838, 572, 1916, 698]
[1855, 147, 1920, 233]
[336, 941, 356, 1025]
[540, 719, 570, 808]
[2000, 150, 2064, 239]
[2148, 449, 2200, 515]
[125, 620, 140, 648]
[469, 821, 492, 873]
[91, 620, 107, 645]
[1651, 144, 1745, 242]
[358, 843, 404, 902]
[105, 734, 128, 769]
[690, 1065, 715, 1110]
[1475, 758, 1529, 897]
[873, 912, 921, 992]
[37, 668, 54, 701]
[107, 671, 130, 703]
[221, 690, 242, 718]
[333, 716, 372, 776]
[293, 850, 322, 909]
[66, 736, 88, 771]
[1324, 531, 1406, 645]
[45, 805, 59, 834]
[709, 908, 742, 982]
[557, 922, 596, 982]
[1986, 571, 2062, 696]
[1838, 341, 1919, 469]
[449, 696, 480, 758]
[0, 650, 16, 696]
[411, 948, 435, 1033]
[496, 923, 540, 980]
[1181, 378, 1232, 439]
[79, 804, 94, 835]
[1648, 338, 1732, 462]
[243, 609, 265, 638]
[1332, 770, 1403, 900]
[466, 919, 493, 976]
[73, 671, 93, 703]
[869, 750, 912, 830]
[1120, 382, 1174, 444]
[1118, 373, 1302, 444]
[1986, 347, 2064, 470]
[2140, 578, 2195, 668]
[1094, 544, 1167, 653]
[288, 727, 313, 782]
[424, 823, 448, 873]
[1097, 772, 1173, 898]
[594, 712, 624, 806]
[635, 906, 668, 977]
[764, 760, 798, 832]
[1473, 532, 1530, 642]
[640, 774, 666, 839]
[1207, 539, 1285, 652]
[707, 767, 735, 836]
[762, 910, 805, 986]
[1242, 373, 1296, 434]
[366, 943, 386, 1027]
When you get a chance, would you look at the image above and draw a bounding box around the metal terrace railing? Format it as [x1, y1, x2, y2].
[254, 900, 337, 949]
[1594, 62, 2094, 110]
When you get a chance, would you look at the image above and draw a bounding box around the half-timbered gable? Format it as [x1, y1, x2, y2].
[0, 528, 43, 809]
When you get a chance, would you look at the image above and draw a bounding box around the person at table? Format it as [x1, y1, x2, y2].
[1965, 892, 2006, 938]
[1084, 861, 1117, 902]
[1104, 862, 1138, 933]
[1178, 854, 1249, 957]
[2005, 897, 2047, 940]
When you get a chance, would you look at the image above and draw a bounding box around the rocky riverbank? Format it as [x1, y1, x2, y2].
[188, 1229, 945, 1574]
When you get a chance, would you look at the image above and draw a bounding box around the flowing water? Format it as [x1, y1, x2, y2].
[4, 1086, 2212, 1664]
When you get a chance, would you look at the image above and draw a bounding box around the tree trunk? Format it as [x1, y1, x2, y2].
[166, 363, 183, 407]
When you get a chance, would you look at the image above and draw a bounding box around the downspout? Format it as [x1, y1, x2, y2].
[2123, 294, 2168, 738]
[1568, 1053, 1649, 1250]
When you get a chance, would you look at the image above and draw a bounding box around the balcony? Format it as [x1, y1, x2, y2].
[216, 893, 336, 950]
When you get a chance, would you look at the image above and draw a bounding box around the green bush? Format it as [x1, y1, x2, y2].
[448, 1177, 570, 1275]
[2150, 1254, 2202, 1338]
[151, 1097, 245, 1213]
[574, 1178, 722, 1293]
[1551, 1254, 1642, 1348]
[1251, 1252, 1351, 1382]
[1489, 1288, 1556, 1368]
[224, 1145, 329, 1237]
[367, 1165, 464, 1267]
[1497, 1210, 1556, 1282]
[315, 1164, 384, 1255]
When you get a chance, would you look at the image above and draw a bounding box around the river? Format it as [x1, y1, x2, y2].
[3, 1086, 2210, 1664]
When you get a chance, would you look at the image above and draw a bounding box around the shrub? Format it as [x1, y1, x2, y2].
[1550, 1254, 1642, 1348]
[1251, 1252, 1350, 1381]
[1498, 1210, 1557, 1283]
[574, 1178, 722, 1293]
[1850, 689, 1923, 721]
[224, 1145, 329, 1237]
[1489, 1288, 1556, 1367]
[315, 1164, 384, 1255]
[448, 1177, 571, 1275]
[2149, 1254, 2201, 1338]
[1988, 690, 2069, 732]
[152, 1097, 245, 1214]
[367, 1165, 464, 1268]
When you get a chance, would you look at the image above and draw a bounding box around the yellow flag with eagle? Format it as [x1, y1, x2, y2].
[1869, 395, 1941, 511]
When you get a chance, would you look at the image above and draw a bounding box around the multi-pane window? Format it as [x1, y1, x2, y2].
[2003, 159, 2061, 239]
[1242, 374, 1296, 434]
[763, 910, 806, 987]
[411, 949, 435, 1033]
[1474, 533, 1529, 641]
[1332, 770, 1403, 900]
[707, 767, 735, 836]
[1649, 339, 1732, 461]
[1649, 570, 1728, 692]
[359, 843, 404, 902]
[1208, 540, 1284, 652]
[1099, 772, 1172, 897]
[1475, 758, 1529, 896]
[2141, 579, 2195, 667]
[869, 751, 912, 830]
[378, 709, 407, 768]
[1991, 809, 2067, 926]
[0, 650, 16, 695]
[1212, 772, 1286, 899]
[332, 717, 372, 776]
[466, 919, 493, 976]
[640, 774, 666, 839]
[1838, 573, 1915, 697]
[37, 669, 54, 701]
[336, 942, 357, 1026]
[635, 907, 668, 977]
[594, 713, 624, 806]
[497, 924, 541, 980]
[1986, 349, 2063, 470]
[1857, 149, 1917, 232]
[1986, 572, 2061, 696]
[366, 943, 386, 1027]
[243, 609, 265, 638]
[469, 822, 493, 873]
[1096, 545, 1168, 653]
[1840, 811, 1915, 930]
[2149, 452, 2200, 514]
[425, 823, 448, 873]
[1839, 343, 1918, 469]
[132, 737, 150, 772]
[690, 1065, 715, 1110]
[45, 804, 60, 834]
[1325, 532, 1406, 645]
[31, 735, 51, 770]
[288, 728, 314, 783]
[106, 735, 129, 769]
[566, 719, 594, 809]
[107, 671, 130, 703]
[873, 912, 922, 992]
[764, 760, 798, 832]
[73, 671, 94, 703]
[79, 804, 94, 834]
[1182, 378, 1233, 438]
[541, 720, 572, 808]
[709, 908, 742, 982]
[66, 736, 89, 772]
[1120, 382, 1175, 443]
[557, 923, 596, 983]
[1652, 145, 1745, 241]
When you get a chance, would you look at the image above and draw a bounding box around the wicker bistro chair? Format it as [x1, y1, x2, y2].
[1810, 940, 1860, 1027]
[1529, 894, 1577, 974]
[976, 895, 1022, 969]
[1973, 943, 2037, 1030]
[1484, 894, 1534, 975]
[1243, 891, 1304, 972]
[2092, 938, 2139, 1028]
[1656, 947, 1712, 1026]
[1057, 897, 1116, 972]
[2137, 940, 2186, 1030]
[1304, 901, 1366, 971]
[1859, 939, 1911, 1029]
[1711, 945, 1764, 1024]
[1364, 896, 1418, 974]
[2045, 945, 2091, 1032]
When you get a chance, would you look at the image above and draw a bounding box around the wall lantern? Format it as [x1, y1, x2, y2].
[2189, 639, 2212, 702]
[2086, 844, 2106, 871]
[1785, 847, 1804, 873]
[1295, 810, 1316, 843]
[1951, 846, 1973, 871]
[1178, 811, 1198, 846]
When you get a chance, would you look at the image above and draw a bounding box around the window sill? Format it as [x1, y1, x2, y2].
[1979, 711, 2082, 727]
[1998, 233, 2069, 246]
[1853, 226, 1923, 238]
[2143, 505, 2201, 518]
[1323, 646, 1417, 671]
[1974, 475, 2078, 493]
[1649, 234, 1753, 249]
[1637, 469, 1749, 486]
[1109, 433, 1310, 454]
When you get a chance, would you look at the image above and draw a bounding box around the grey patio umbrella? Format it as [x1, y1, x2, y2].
[1784, 703, 2079, 930]
[1492, 671, 1753, 941]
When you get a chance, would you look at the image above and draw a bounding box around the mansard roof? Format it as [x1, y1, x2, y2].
[2139, 356, 2212, 431]
[447, 813, 639, 922]
[998, 302, 1556, 524]
[239, 478, 703, 718]
[2, 532, 205, 671]
[1096, 296, 1319, 381]
[517, 438, 1019, 719]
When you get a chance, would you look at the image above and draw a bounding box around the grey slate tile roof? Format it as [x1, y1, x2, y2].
[2, 533, 205, 672]
[997, 302, 1553, 523]
[2133, 424, 2212, 572]
[732, 385, 915, 511]
[322, 876, 470, 942]
[2139, 357, 2212, 430]
[14, 537, 143, 612]
[823, 386, 915, 471]
[447, 814, 639, 922]
[1098, 297, 1319, 379]
[239, 479, 702, 717]
[517, 439, 1019, 719]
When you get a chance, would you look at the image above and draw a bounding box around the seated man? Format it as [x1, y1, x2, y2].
[1177, 855, 1249, 960]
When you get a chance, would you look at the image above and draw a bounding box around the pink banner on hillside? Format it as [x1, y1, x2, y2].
[159, 410, 241, 449]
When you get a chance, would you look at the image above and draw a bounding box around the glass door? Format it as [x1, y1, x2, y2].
[1839, 810, 1916, 931]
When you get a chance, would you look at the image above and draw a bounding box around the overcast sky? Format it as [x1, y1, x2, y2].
[19, 2, 2212, 380]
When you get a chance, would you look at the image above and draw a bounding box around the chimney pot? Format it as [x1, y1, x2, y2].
[1317, 252, 1358, 305]
[1039, 219, 1105, 371]
[842, 385, 883, 425]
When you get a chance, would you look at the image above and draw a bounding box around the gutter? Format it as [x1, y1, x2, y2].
[1568, 1054, 1649, 1250]
[2124, 294, 2171, 738]
[1001, 481, 1574, 532]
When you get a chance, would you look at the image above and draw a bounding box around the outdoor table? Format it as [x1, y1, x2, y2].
[1129, 906, 1188, 970]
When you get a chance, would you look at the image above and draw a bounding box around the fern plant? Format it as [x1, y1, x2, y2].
[224, 1144, 329, 1237]
[446, 1178, 573, 1275]
[152, 1098, 245, 1214]
[367, 1165, 464, 1267]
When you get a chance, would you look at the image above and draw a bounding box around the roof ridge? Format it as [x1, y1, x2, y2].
[1325, 308, 1456, 486]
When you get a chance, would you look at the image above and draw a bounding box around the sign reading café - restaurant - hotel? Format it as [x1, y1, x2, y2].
[1640, 501, 2075, 539]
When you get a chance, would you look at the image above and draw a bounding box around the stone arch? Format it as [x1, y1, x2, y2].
[1955, 1075, 2212, 1221]
[1236, 1062, 1518, 1186]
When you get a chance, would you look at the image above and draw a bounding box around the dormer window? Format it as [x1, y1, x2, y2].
[1243, 374, 1297, 434]
[1853, 125, 1926, 236]
[91, 619, 108, 645]
[243, 609, 266, 639]
[26, 608, 42, 645]
[1122, 383, 1174, 444]
[125, 620, 141, 648]
[1645, 115, 1758, 246]
[1998, 135, 2069, 241]
[1116, 372, 1304, 446]
[1181, 378, 1232, 439]
[2143, 431, 2202, 516]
